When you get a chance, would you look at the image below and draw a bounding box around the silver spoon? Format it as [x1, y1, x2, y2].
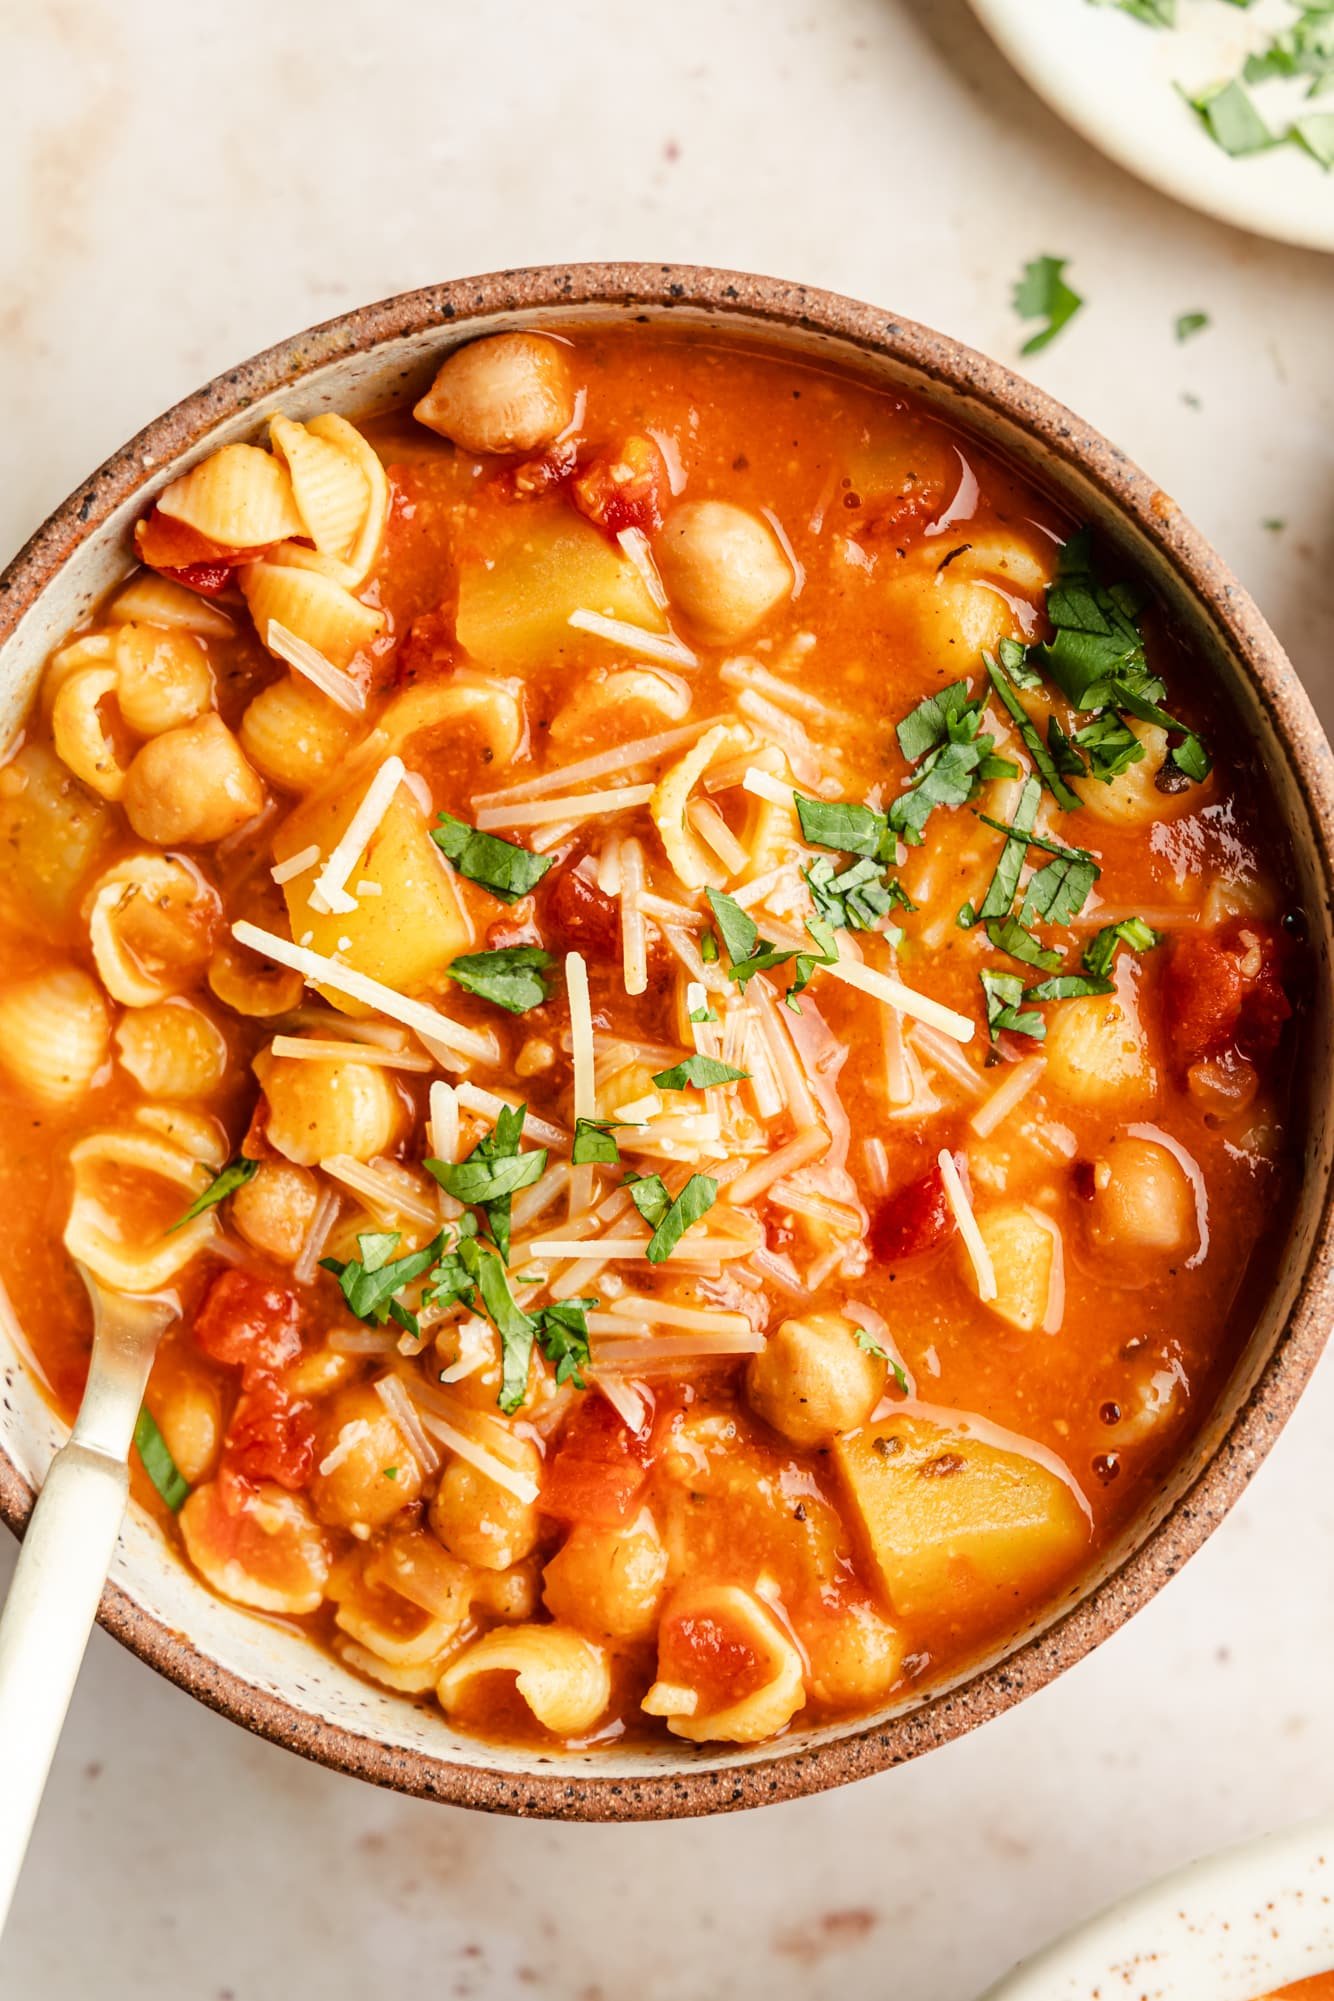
[0, 1265, 177, 1935]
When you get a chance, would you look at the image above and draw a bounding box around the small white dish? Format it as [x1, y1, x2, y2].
[967, 0, 1334, 253]
[982, 1813, 1334, 1999]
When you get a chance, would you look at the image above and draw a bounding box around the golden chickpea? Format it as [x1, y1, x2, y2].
[746, 1311, 885, 1448]
[254, 1049, 402, 1166]
[231, 1159, 321, 1263]
[1072, 723, 1173, 826]
[805, 1599, 905, 1710]
[413, 333, 575, 454]
[1083, 1135, 1196, 1257]
[542, 1518, 668, 1642]
[656, 500, 792, 644]
[429, 1445, 541, 1571]
[153, 1379, 221, 1485]
[114, 623, 214, 736]
[309, 1384, 424, 1530]
[123, 713, 266, 845]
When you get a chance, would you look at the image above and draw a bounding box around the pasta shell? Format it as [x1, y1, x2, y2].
[238, 672, 359, 794]
[0, 966, 110, 1107]
[207, 933, 305, 1018]
[270, 415, 370, 562]
[134, 1103, 229, 1167]
[64, 1127, 217, 1290]
[377, 675, 525, 767]
[87, 852, 221, 1006]
[241, 560, 384, 671]
[109, 573, 235, 637]
[436, 1624, 611, 1736]
[307, 415, 390, 585]
[649, 721, 752, 890]
[51, 665, 133, 801]
[179, 1479, 330, 1616]
[41, 635, 112, 718]
[113, 622, 214, 736]
[156, 443, 306, 548]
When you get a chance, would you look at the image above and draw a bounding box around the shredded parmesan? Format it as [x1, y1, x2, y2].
[310, 757, 405, 915]
[474, 782, 654, 832]
[911, 1023, 984, 1095]
[373, 1374, 441, 1475]
[411, 1408, 539, 1504]
[267, 619, 366, 715]
[619, 836, 649, 997]
[565, 951, 595, 1124]
[971, 1054, 1046, 1138]
[590, 1370, 649, 1431]
[271, 844, 321, 885]
[827, 952, 975, 1044]
[727, 1125, 828, 1205]
[568, 608, 698, 668]
[741, 765, 799, 809]
[320, 1155, 440, 1228]
[318, 1418, 373, 1477]
[230, 921, 499, 1069]
[526, 1235, 749, 1262]
[719, 656, 851, 729]
[269, 1036, 434, 1072]
[595, 1331, 764, 1367]
[938, 1149, 996, 1302]
[293, 1185, 341, 1287]
[453, 1082, 569, 1151]
[616, 527, 669, 610]
[472, 720, 722, 809]
[687, 796, 750, 875]
[1127, 1122, 1211, 1270]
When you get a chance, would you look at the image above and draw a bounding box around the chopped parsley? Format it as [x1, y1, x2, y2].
[134, 1407, 190, 1512]
[983, 650, 1083, 812]
[1082, 914, 1163, 978]
[1294, 112, 1334, 167]
[628, 1170, 719, 1263]
[1012, 255, 1084, 355]
[321, 1228, 447, 1337]
[980, 968, 1048, 1043]
[795, 794, 894, 861]
[984, 914, 1063, 972]
[1024, 971, 1115, 1004]
[805, 854, 910, 935]
[431, 813, 554, 903]
[427, 1102, 545, 1261]
[458, 1236, 543, 1413]
[651, 1054, 749, 1090]
[703, 887, 830, 1007]
[889, 679, 1016, 846]
[1089, 0, 1176, 22]
[1175, 311, 1211, 342]
[445, 945, 552, 1014]
[534, 1296, 595, 1390]
[571, 1117, 626, 1165]
[688, 1000, 718, 1023]
[168, 1156, 258, 1234]
[1245, 7, 1334, 93]
[1188, 78, 1275, 156]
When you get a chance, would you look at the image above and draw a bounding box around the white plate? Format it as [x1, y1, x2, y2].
[982, 1813, 1334, 2000]
[967, 0, 1334, 253]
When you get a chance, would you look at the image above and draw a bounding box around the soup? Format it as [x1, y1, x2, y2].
[0, 326, 1305, 1750]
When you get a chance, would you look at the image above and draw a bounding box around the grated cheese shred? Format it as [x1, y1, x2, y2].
[309, 756, 406, 915]
[267, 620, 366, 715]
[938, 1148, 997, 1302]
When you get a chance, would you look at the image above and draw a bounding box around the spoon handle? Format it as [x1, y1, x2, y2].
[0, 1439, 133, 1938]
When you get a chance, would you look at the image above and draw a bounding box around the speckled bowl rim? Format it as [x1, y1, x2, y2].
[2, 262, 1333, 1821]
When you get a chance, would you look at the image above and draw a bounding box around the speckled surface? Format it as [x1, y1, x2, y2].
[3, 1, 1334, 1995]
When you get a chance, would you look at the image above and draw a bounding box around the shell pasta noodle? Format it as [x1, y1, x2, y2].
[0, 324, 1309, 1753]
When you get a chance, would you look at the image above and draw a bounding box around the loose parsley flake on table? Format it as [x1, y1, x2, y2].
[1175, 310, 1211, 341]
[1012, 255, 1085, 356]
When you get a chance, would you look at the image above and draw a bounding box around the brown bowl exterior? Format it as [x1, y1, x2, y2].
[1, 263, 1332, 1820]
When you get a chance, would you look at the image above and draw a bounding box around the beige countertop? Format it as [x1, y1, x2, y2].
[2, 1, 1332, 1995]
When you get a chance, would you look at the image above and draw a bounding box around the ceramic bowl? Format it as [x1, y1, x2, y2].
[1, 264, 1332, 1819]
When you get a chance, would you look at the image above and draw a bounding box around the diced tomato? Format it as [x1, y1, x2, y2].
[856, 482, 949, 545]
[394, 606, 455, 684]
[500, 439, 578, 501]
[659, 1610, 769, 1708]
[1162, 921, 1292, 1074]
[239, 1095, 275, 1161]
[193, 1268, 302, 1387]
[572, 434, 666, 537]
[160, 560, 234, 597]
[541, 1395, 652, 1526]
[223, 1384, 316, 1491]
[870, 1160, 955, 1264]
[545, 865, 622, 963]
[134, 506, 265, 580]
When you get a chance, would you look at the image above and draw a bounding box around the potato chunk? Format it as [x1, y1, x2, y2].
[834, 1414, 1089, 1620]
[273, 779, 470, 1010]
[455, 501, 662, 670]
[747, 1311, 885, 1447]
[972, 1204, 1060, 1334]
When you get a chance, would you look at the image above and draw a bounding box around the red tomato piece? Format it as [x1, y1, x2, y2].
[1162, 922, 1292, 1074]
[545, 865, 622, 962]
[193, 1268, 302, 1387]
[134, 507, 265, 578]
[394, 606, 455, 685]
[224, 1385, 316, 1491]
[659, 1610, 769, 1709]
[501, 439, 578, 501]
[160, 560, 234, 597]
[870, 1161, 956, 1264]
[239, 1095, 276, 1161]
[572, 434, 666, 537]
[541, 1395, 651, 1526]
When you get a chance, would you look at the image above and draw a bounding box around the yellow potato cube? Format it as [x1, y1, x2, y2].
[834, 1414, 1089, 1621]
[455, 502, 663, 671]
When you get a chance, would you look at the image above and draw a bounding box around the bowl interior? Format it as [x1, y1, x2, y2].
[2, 277, 1331, 1815]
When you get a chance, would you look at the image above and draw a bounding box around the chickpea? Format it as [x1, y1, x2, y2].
[413, 333, 575, 455]
[656, 500, 792, 644]
[114, 998, 227, 1099]
[309, 1384, 424, 1530]
[746, 1311, 885, 1448]
[123, 713, 266, 845]
[114, 622, 214, 736]
[1072, 723, 1173, 826]
[231, 1159, 321, 1263]
[253, 1049, 402, 1166]
[429, 1443, 541, 1571]
[1083, 1136, 1196, 1257]
[805, 1599, 905, 1710]
[153, 1379, 221, 1485]
[542, 1517, 668, 1642]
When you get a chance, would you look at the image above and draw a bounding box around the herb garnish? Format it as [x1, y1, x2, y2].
[449, 1235, 595, 1412]
[703, 888, 833, 1008]
[571, 1117, 626, 1166]
[890, 687, 1017, 847]
[651, 1055, 749, 1090]
[134, 1407, 190, 1512]
[427, 1102, 545, 1261]
[980, 968, 1048, 1043]
[1082, 915, 1163, 978]
[322, 1229, 448, 1337]
[627, 1170, 719, 1263]
[1175, 311, 1210, 341]
[1013, 255, 1085, 355]
[1188, 78, 1275, 156]
[168, 1156, 258, 1234]
[431, 813, 554, 903]
[445, 945, 553, 1014]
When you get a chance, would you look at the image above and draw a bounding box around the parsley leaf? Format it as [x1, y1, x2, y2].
[890, 738, 989, 846]
[983, 651, 1083, 812]
[1013, 255, 1084, 355]
[427, 1103, 544, 1262]
[1072, 708, 1147, 782]
[431, 813, 553, 903]
[984, 914, 1063, 971]
[1024, 972, 1115, 1003]
[1037, 529, 1151, 709]
[1082, 915, 1163, 979]
[652, 1054, 749, 1090]
[1293, 113, 1334, 168]
[894, 680, 976, 765]
[980, 968, 1046, 1043]
[168, 1156, 258, 1233]
[571, 1117, 625, 1165]
[321, 1229, 445, 1337]
[1108, 679, 1213, 782]
[626, 1172, 672, 1230]
[805, 854, 911, 933]
[688, 1000, 718, 1023]
[134, 1407, 190, 1512]
[973, 774, 1042, 925]
[1188, 78, 1275, 156]
[446, 945, 552, 1014]
[535, 1297, 594, 1390]
[795, 793, 895, 861]
[1175, 311, 1210, 342]
[1245, 8, 1334, 92]
[1019, 849, 1099, 927]
[644, 1172, 718, 1264]
[704, 887, 799, 990]
[457, 1236, 540, 1414]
